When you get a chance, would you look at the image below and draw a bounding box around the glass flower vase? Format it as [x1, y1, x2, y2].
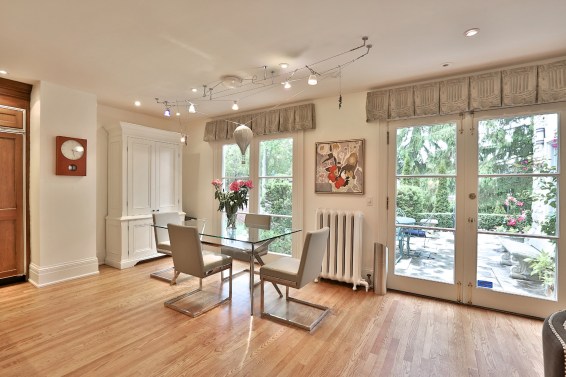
[225, 210, 237, 229]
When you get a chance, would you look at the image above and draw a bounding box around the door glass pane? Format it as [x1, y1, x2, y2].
[259, 178, 292, 215]
[395, 123, 457, 284]
[478, 176, 557, 237]
[223, 144, 249, 179]
[396, 123, 456, 175]
[221, 144, 250, 226]
[477, 114, 558, 300]
[259, 138, 293, 175]
[258, 138, 293, 255]
[478, 114, 558, 174]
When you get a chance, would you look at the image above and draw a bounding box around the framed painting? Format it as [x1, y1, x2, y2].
[315, 139, 364, 194]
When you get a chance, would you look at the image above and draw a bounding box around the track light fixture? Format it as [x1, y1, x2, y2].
[155, 37, 372, 118]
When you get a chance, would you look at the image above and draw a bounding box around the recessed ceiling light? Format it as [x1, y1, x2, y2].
[279, 63, 289, 69]
[464, 28, 480, 37]
[441, 62, 452, 68]
[134, 100, 141, 107]
[0, 70, 8, 75]
[176, 112, 181, 116]
[191, 88, 198, 93]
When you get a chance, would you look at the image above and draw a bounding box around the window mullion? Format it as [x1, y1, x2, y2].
[249, 138, 260, 214]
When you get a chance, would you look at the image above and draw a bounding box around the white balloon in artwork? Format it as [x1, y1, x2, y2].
[233, 124, 253, 164]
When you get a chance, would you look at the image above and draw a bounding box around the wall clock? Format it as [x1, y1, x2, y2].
[56, 136, 87, 176]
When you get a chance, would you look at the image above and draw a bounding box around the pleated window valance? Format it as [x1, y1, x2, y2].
[366, 59, 566, 122]
[203, 103, 315, 141]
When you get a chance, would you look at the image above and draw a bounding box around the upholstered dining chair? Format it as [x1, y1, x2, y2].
[260, 227, 330, 332]
[164, 224, 232, 317]
[151, 212, 182, 282]
[220, 213, 273, 286]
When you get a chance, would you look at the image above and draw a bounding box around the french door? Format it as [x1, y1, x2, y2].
[387, 106, 564, 318]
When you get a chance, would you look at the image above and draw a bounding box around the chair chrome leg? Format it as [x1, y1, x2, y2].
[228, 265, 232, 300]
[260, 280, 330, 332]
[165, 264, 233, 318]
[260, 278, 265, 314]
[150, 266, 176, 283]
[170, 270, 181, 286]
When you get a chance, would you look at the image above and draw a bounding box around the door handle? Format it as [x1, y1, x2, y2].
[468, 217, 475, 223]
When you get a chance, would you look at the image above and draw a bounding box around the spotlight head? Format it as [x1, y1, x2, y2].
[232, 101, 239, 111]
[164, 108, 171, 117]
[308, 74, 318, 85]
[188, 103, 196, 113]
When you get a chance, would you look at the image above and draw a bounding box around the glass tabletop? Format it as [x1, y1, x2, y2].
[154, 218, 301, 247]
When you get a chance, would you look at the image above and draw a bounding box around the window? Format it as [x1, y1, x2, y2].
[216, 133, 301, 255]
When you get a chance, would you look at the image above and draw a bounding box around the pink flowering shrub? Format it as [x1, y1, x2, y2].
[499, 194, 529, 233]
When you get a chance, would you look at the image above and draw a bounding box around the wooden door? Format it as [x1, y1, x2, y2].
[0, 131, 24, 278]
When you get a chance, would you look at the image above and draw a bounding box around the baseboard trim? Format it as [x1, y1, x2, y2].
[0, 275, 27, 286]
[28, 258, 99, 287]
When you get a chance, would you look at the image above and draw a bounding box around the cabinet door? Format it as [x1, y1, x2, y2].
[155, 141, 179, 213]
[128, 218, 155, 260]
[127, 137, 155, 216]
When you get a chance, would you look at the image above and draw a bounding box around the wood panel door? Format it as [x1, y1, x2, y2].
[0, 131, 24, 278]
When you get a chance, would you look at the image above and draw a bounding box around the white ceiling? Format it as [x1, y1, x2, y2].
[2, 0, 566, 120]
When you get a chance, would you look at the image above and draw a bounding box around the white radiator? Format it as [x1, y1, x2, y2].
[316, 209, 368, 291]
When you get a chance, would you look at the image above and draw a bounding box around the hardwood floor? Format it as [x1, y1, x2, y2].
[0, 257, 544, 376]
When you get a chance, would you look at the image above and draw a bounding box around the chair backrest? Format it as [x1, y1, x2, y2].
[152, 212, 182, 245]
[245, 213, 271, 230]
[168, 224, 205, 278]
[296, 227, 330, 288]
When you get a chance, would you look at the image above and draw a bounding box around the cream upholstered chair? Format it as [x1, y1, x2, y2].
[164, 224, 232, 317]
[220, 213, 272, 284]
[260, 227, 330, 332]
[150, 212, 182, 282]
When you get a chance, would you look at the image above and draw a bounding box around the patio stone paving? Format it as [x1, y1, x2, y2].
[394, 232, 553, 299]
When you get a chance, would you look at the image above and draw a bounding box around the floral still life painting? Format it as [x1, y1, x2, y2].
[315, 139, 364, 194]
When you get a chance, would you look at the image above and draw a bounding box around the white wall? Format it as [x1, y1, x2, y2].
[303, 92, 386, 275]
[182, 120, 215, 218]
[182, 90, 387, 278]
[28, 81, 99, 286]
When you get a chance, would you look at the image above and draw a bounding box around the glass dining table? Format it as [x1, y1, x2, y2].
[155, 218, 302, 315]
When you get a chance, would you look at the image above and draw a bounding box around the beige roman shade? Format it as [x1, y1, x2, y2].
[203, 103, 315, 141]
[366, 58, 566, 122]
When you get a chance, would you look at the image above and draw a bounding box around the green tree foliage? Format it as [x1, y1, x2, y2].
[223, 144, 249, 179]
[434, 162, 451, 214]
[397, 184, 425, 219]
[477, 116, 535, 230]
[261, 179, 292, 216]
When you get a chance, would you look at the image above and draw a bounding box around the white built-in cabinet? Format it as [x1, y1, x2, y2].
[105, 122, 182, 269]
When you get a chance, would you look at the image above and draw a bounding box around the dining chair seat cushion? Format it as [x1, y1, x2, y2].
[220, 246, 268, 262]
[203, 252, 232, 272]
[260, 257, 300, 285]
